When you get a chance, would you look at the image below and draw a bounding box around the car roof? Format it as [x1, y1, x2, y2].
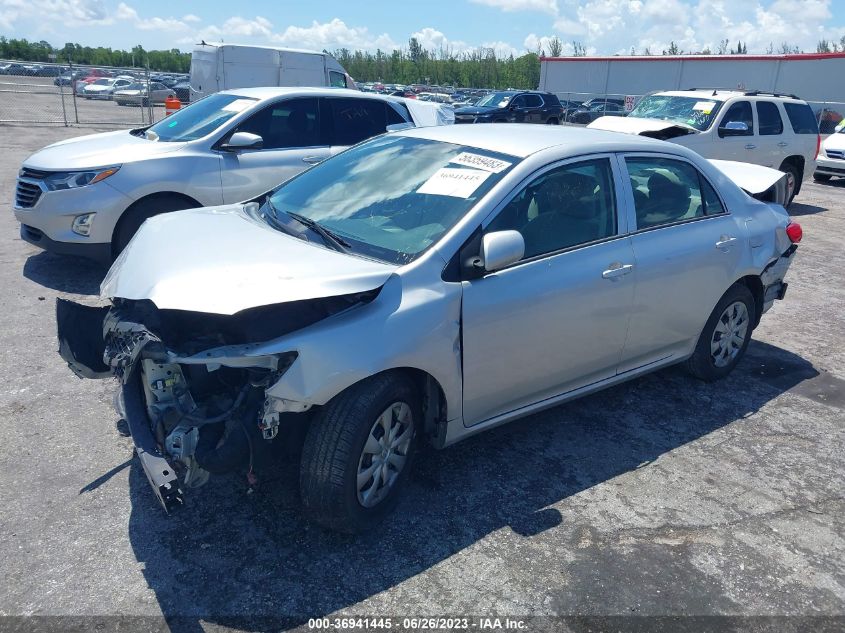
[655, 89, 807, 103]
[221, 87, 377, 100]
[395, 124, 683, 158]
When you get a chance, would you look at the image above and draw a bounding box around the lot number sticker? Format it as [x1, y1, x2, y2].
[693, 101, 716, 114]
[417, 168, 491, 198]
[449, 152, 512, 173]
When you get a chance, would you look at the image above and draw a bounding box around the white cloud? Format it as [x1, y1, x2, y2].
[272, 18, 398, 51]
[182, 14, 201, 24]
[469, 0, 559, 13]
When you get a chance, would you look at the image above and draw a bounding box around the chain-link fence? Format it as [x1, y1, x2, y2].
[0, 60, 185, 126]
[553, 90, 845, 136]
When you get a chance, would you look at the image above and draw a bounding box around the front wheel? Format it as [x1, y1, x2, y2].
[813, 172, 832, 182]
[686, 284, 756, 382]
[300, 373, 419, 533]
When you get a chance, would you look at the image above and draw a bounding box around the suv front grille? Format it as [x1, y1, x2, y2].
[15, 167, 50, 208]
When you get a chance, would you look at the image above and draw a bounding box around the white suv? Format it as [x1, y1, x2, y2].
[14, 87, 451, 263]
[589, 89, 820, 204]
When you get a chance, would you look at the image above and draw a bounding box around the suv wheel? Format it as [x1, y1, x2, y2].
[300, 373, 419, 533]
[813, 173, 832, 182]
[686, 284, 756, 382]
[112, 195, 198, 257]
[780, 161, 800, 206]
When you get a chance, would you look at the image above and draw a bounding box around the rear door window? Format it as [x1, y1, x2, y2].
[756, 101, 784, 135]
[783, 102, 819, 134]
[626, 157, 709, 229]
[323, 98, 390, 146]
[524, 94, 543, 108]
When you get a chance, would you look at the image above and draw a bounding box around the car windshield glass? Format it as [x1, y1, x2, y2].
[144, 93, 258, 142]
[475, 92, 514, 108]
[629, 95, 724, 131]
[266, 135, 519, 264]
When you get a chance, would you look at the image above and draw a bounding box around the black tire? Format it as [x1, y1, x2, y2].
[813, 172, 832, 182]
[546, 117, 559, 125]
[112, 195, 197, 256]
[686, 283, 756, 382]
[779, 161, 801, 206]
[300, 373, 420, 533]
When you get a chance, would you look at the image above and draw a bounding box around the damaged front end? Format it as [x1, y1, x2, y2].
[56, 291, 375, 512]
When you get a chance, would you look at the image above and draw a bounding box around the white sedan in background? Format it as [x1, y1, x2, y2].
[81, 77, 134, 99]
[814, 126, 845, 182]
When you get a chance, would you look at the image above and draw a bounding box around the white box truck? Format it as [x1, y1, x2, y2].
[189, 43, 356, 101]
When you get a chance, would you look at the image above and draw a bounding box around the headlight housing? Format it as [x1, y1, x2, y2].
[43, 166, 120, 191]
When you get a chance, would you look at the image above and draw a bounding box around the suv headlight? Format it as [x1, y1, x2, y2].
[43, 166, 120, 191]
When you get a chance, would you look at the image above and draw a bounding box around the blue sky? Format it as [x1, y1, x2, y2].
[2, 0, 844, 56]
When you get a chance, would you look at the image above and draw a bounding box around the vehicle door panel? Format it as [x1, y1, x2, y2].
[460, 155, 635, 426]
[618, 154, 744, 371]
[755, 100, 786, 169]
[712, 100, 759, 163]
[219, 97, 330, 204]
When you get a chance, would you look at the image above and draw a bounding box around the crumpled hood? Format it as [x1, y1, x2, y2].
[23, 130, 184, 171]
[100, 204, 398, 315]
[588, 116, 698, 137]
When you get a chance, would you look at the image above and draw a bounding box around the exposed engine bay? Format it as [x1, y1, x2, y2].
[56, 290, 378, 511]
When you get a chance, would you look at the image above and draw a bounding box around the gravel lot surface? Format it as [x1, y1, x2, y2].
[0, 125, 843, 632]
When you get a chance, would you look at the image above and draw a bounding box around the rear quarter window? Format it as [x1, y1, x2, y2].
[783, 103, 819, 134]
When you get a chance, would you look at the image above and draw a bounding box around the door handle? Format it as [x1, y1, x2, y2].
[601, 263, 634, 279]
[745, 144, 756, 150]
[715, 235, 737, 249]
[302, 156, 323, 165]
[777, 142, 788, 147]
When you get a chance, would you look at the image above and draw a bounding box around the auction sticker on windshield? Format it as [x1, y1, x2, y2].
[417, 168, 491, 197]
[222, 99, 255, 112]
[449, 152, 512, 173]
[693, 101, 716, 114]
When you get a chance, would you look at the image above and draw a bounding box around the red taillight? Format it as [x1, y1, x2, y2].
[815, 134, 821, 160]
[786, 222, 803, 243]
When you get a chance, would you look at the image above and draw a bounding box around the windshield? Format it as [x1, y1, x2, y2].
[144, 93, 258, 142]
[475, 92, 515, 108]
[266, 135, 519, 264]
[629, 95, 725, 131]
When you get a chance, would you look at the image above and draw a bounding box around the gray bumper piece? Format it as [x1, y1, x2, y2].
[123, 364, 183, 513]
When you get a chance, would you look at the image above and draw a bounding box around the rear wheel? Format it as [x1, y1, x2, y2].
[300, 373, 419, 533]
[546, 117, 559, 125]
[112, 195, 198, 257]
[813, 172, 832, 182]
[686, 284, 756, 382]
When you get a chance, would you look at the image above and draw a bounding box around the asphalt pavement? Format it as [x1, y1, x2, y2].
[0, 125, 843, 632]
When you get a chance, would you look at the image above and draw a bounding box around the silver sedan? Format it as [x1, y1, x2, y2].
[58, 125, 801, 532]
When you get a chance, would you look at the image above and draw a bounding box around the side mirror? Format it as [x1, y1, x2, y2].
[221, 131, 263, 151]
[718, 121, 749, 137]
[480, 230, 525, 272]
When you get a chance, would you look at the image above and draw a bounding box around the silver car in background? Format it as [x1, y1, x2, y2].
[15, 87, 451, 262]
[57, 125, 801, 532]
